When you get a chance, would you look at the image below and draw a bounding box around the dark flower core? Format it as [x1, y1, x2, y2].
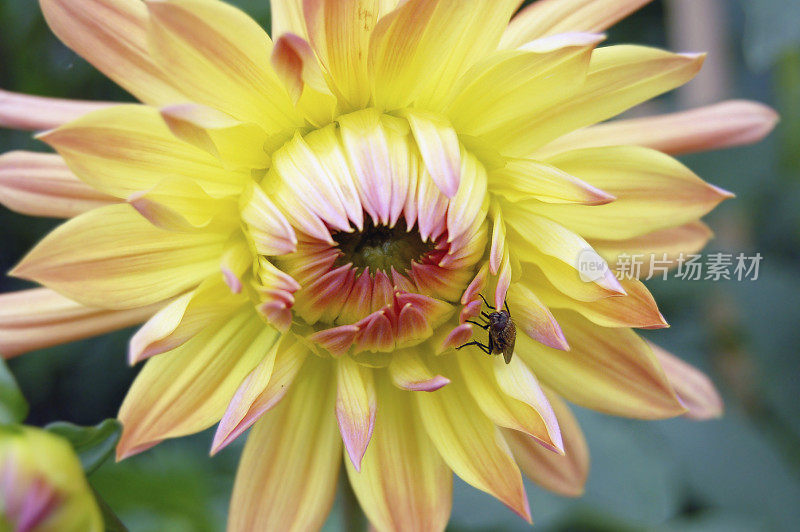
[333, 219, 436, 274]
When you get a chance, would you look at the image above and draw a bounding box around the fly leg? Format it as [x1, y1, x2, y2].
[457, 341, 492, 354]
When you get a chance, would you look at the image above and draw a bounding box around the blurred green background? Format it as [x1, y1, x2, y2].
[1, 1, 799, 530]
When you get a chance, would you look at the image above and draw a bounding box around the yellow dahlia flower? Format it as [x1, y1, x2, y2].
[0, 0, 778, 529]
[0, 426, 102, 532]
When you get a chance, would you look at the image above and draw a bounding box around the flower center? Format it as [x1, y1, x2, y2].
[333, 219, 436, 274]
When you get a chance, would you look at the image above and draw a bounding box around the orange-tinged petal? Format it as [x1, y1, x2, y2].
[388, 348, 450, 391]
[117, 308, 277, 459]
[649, 342, 723, 420]
[369, 0, 522, 111]
[128, 275, 246, 364]
[144, 0, 301, 133]
[506, 282, 569, 351]
[337, 356, 377, 471]
[212, 334, 308, 454]
[0, 151, 115, 218]
[228, 357, 340, 532]
[0, 89, 113, 131]
[536, 100, 779, 157]
[516, 311, 685, 419]
[39, 105, 248, 199]
[504, 389, 589, 497]
[303, 0, 387, 109]
[501, 45, 705, 156]
[345, 376, 452, 532]
[0, 288, 158, 359]
[489, 157, 614, 206]
[272, 0, 307, 39]
[39, 0, 185, 104]
[533, 146, 732, 239]
[590, 221, 713, 277]
[457, 353, 562, 452]
[531, 277, 668, 330]
[501, 0, 651, 49]
[11, 204, 227, 310]
[416, 362, 532, 522]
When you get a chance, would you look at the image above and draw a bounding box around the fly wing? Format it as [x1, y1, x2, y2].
[503, 326, 516, 364]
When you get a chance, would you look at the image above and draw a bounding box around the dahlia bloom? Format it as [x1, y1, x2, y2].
[0, 426, 102, 532]
[0, 0, 778, 529]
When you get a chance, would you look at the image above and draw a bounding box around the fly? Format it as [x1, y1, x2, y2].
[457, 294, 516, 364]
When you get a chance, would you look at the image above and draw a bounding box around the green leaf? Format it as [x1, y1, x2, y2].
[0, 358, 28, 424]
[45, 419, 122, 475]
[91, 486, 129, 532]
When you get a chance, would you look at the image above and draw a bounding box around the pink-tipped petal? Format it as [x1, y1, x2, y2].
[389, 349, 450, 392]
[0, 89, 113, 131]
[336, 356, 377, 471]
[212, 336, 308, 454]
[649, 342, 723, 420]
[0, 151, 115, 218]
[0, 288, 158, 359]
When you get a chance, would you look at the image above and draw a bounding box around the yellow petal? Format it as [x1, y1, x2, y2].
[446, 151, 488, 242]
[530, 277, 668, 330]
[369, 0, 522, 111]
[337, 356, 377, 471]
[127, 177, 238, 232]
[0, 151, 115, 218]
[489, 157, 614, 206]
[39, 0, 185, 104]
[516, 311, 685, 418]
[649, 342, 723, 420]
[518, 256, 622, 303]
[500, 0, 651, 49]
[532, 146, 732, 239]
[117, 308, 276, 458]
[39, 105, 248, 199]
[212, 334, 309, 454]
[144, 0, 301, 133]
[537, 99, 779, 158]
[0, 89, 112, 131]
[402, 109, 461, 197]
[0, 288, 158, 359]
[590, 221, 713, 277]
[11, 204, 227, 309]
[160, 103, 271, 170]
[446, 33, 602, 140]
[500, 45, 705, 156]
[416, 362, 532, 522]
[128, 275, 246, 364]
[228, 357, 340, 532]
[240, 181, 298, 256]
[506, 282, 569, 350]
[503, 205, 625, 295]
[504, 389, 589, 497]
[271, 0, 307, 39]
[457, 352, 563, 452]
[388, 348, 450, 391]
[346, 376, 452, 532]
[303, 0, 388, 109]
